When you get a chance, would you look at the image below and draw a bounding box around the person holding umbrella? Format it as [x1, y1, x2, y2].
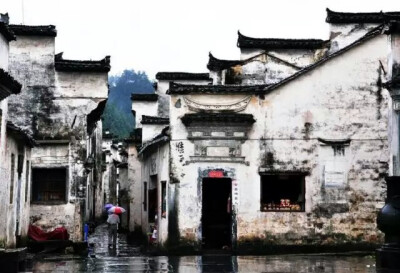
[107, 212, 119, 248]
[106, 205, 126, 248]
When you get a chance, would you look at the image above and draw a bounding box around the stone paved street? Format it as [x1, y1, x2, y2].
[23, 224, 379, 273]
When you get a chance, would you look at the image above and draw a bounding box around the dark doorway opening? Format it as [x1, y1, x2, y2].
[148, 175, 158, 224]
[202, 178, 232, 249]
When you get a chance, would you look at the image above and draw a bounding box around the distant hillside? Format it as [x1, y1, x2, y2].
[102, 69, 154, 138]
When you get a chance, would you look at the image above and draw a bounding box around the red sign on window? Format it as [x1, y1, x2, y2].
[208, 170, 224, 178]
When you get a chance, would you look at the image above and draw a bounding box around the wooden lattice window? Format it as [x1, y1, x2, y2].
[32, 168, 67, 203]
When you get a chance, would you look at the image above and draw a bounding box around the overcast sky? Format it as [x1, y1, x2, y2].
[1, 0, 399, 80]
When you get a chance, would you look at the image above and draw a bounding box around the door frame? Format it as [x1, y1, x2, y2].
[198, 167, 238, 250]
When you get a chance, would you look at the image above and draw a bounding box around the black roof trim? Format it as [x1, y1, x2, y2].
[167, 82, 270, 95]
[326, 8, 400, 24]
[207, 52, 244, 71]
[9, 24, 57, 37]
[156, 72, 210, 81]
[259, 170, 310, 176]
[55, 52, 111, 72]
[383, 74, 400, 90]
[87, 99, 107, 134]
[263, 24, 384, 94]
[181, 113, 255, 127]
[0, 22, 15, 41]
[237, 31, 329, 50]
[0, 68, 22, 99]
[6, 121, 36, 147]
[141, 115, 169, 125]
[317, 138, 351, 145]
[138, 126, 170, 155]
[125, 128, 142, 144]
[131, 93, 158, 101]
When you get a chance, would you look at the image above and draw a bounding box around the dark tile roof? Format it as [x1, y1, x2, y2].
[207, 53, 243, 71]
[6, 121, 36, 147]
[181, 113, 255, 127]
[138, 126, 169, 155]
[237, 31, 329, 50]
[383, 74, 400, 90]
[141, 115, 169, 125]
[87, 99, 107, 134]
[167, 82, 270, 95]
[55, 52, 111, 72]
[125, 128, 142, 144]
[156, 72, 211, 81]
[0, 22, 15, 41]
[9, 24, 57, 37]
[0, 68, 22, 99]
[131, 93, 158, 101]
[262, 24, 384, 94]
[326, 8, 400, 24]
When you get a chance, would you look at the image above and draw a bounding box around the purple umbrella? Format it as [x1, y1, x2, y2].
[104, 203, 113, 211]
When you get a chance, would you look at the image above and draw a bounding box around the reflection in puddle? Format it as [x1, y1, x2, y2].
[29, 254, 377, 273]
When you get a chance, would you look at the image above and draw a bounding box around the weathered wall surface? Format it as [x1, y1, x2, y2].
[8, 36, 55, 135]
[168, 34, 389, 248]
[328, 23, 379, 54]
[90, 124, 105, 223]
[0, 99, 9, 247]
[8, 33, 109, 241]
[29, 143, 83, 241]
[132, 101, 158, 129]
[4, 133, 32, 247]
[157, 79, 211, 118]
[142, 124, 167, 143]
[240, 48, 327, 68]
[127, 143, 142, 231]
[140, 142, 170, 243]
[0, 34, 9, 70]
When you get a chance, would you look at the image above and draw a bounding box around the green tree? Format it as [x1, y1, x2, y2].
[103, 69, 154, 138]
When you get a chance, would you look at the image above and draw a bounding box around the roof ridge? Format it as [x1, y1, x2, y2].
[237, 31, 329, 50]
[167, 82, 272, 95]
[55, 52, 111, 72]
[0, 21, 16, 41]
[326, 8, 400, 24]
[156, 72, 210, 81]
[263, 24, 385, 93]
[9, 24, 57, 37]
[207, 52, 243, 71]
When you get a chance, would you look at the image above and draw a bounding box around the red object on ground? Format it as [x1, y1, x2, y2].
[28, 225, 69, 241]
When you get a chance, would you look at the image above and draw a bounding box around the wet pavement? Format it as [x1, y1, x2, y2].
[25, 224, 379, 273]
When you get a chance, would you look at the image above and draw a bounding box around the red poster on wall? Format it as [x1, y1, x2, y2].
[208, 170, 224, 178]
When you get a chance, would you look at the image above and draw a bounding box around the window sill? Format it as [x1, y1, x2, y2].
[31, 201, 67, 205]
[260, 209, 305, 213]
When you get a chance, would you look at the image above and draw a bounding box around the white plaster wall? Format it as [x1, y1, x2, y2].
[4, 134, 32, 247]
[127, 144, 142, 231]
[55, 72, 108, 99]
[328, 23, 379, 54]
[0, 34, 9, 70]
[157, 79, 211, 95]
[0, 99, 8, 246]
[132, 101, 158, 128]
[241, 55, 299, 85]
[140, 142, 170, 244]
[169, 34, 389, 245]
[240, 48, 324, 68]
[142, 124, 167, 143]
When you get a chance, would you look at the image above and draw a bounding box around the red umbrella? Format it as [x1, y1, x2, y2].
[108, 206, 126, 214]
